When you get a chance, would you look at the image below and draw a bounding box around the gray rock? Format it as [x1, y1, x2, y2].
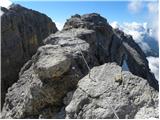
[134, 106, 159, 119]
[34, 45, 71, 79]
[65, 63, 158, 119]
[1, 28, 99, 118]
[1, 13, 158, 119]
[63, 91, 74, 106]
[1, 4, 58, 107]
[1, 27, 98, 118]
[63, 14, 158, 90]
[114, 28, 158, 90]
[1, 44, 79, 118]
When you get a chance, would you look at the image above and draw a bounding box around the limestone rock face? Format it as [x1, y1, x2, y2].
[1, 4, 58, 106]
[65, 63, 158, 119]
[1, 13, 158, 119]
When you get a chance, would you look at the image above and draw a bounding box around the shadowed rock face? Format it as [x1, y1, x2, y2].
[1, 13, 158, 118]
[1, 4, 58, 107]
[114, 29, 158, 90]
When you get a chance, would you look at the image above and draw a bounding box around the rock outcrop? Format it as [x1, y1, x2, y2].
[63, 13, 158, 90]
[1, 13, 158, 118]
[114, 28, 158, 90]
[1, 4, 58, 107]
[1, 28, 96, 118]
[65, 63, 158, 119]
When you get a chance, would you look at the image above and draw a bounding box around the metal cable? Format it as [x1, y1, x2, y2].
[75, 38, 119, 119]
[75, 38, 95, 81]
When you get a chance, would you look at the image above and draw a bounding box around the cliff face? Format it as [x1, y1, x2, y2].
[1, 13, 158, 119]
[1, 4, 58, 107]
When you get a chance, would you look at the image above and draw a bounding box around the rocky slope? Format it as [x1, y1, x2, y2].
[1, 4, 58, 107]
[1, 13, 158, 118]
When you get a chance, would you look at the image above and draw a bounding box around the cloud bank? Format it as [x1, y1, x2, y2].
[126, 0, 159, 80]
[0, 0, 12, 8]
[147, 2, 159, 41]
[147, 57, 159, 81]
[111, 21, 158, 55]
[127, 0, 159, 41]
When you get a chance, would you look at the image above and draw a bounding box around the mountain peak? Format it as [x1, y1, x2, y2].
[63, 13, 110, 31]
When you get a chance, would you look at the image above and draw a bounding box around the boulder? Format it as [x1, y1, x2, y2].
[65, 63, 158, 119]
[34, 45, 71, 79]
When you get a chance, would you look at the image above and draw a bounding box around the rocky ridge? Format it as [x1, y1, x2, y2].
[1, 13, 159, 118]
[1, 4, 58, 107]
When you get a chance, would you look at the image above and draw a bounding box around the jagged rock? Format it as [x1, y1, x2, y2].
[65, 63, 158, 119]
[63, 13, 158, 90]
[1, 4, 58, 107]
[34, 45, 71, 79]
[63, 91, 74, 106]
[1, 44, 79, 118]
[1, 28, 96, 118]
[114, 28, 158, 89]
[134, 106, 159, 119]
[0, 28, 98, 118]
[1, 13, 159, 118]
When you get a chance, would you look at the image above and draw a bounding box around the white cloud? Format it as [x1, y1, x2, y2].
[127, 0, 159, 42]
[55, 22, 64, 31]
[110, 21, 119, 29]
[111, 21, 158, 56]
[0, 0, 12, 8]
[147, 2, 159, 41]
[111, 21, 153, 53]
[55, 22, 64, 30]
[0, 0, 12, 16]
[123, 22, 146, 32]
[122, 22, 146, 42]
[147, 2, 158, 13]
[127, 1, 158, 41]
[0, 10, 4, 16]
[128, 0, 142, 13]
[147, 56, 159, 80]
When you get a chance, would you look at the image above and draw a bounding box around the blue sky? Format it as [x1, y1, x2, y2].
[1, 0, 159, 80]
[10, 0, 156, 25]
